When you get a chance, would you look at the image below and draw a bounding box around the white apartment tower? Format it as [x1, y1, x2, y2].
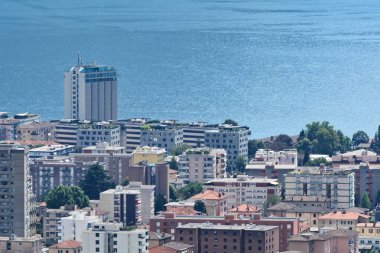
[64, 57, 118, 121]
[0, 143, 36, 237]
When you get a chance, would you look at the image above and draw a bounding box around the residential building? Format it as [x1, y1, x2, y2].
[318, 210, 370, 231]
[54, 119, 79, 146]
[250, 149, 298, 165]
[49, 240, 82, 253]
[0, 143, 37, 237]
[148, 231, 172, 249]
[140, 124, 183, 154]
[76, 121, 120, 148]
[60, 210, 101, 242]
[288, 229, 359, 253]
[284, 167, 355, 209]
[150, 242, 194, 253]
[43, 205, 78, 245]
[28, 144, 76, 158]
[356, 223, 380, 251]
[0, 236, 42, 253]
[99, 187, 142, 226]
[119, 118, 149, 153]
[16, 121, 57, 142]
[178, 148, 226, 186]
[30, 156, 101, 201]
[332, 149, 380, 166]
[165, 202, 198, 216]
[182, 122, 218, 148]
[133, 146, 166, 164]
[82, 142, 125, 154]
[204, 124, 250, 169]
[150, 213, 305, 252]
[190, 190, 228, 216]
[124, 182, 155, 224]
[64, 62, 117, 121]
[203, 175, 280, 208]
[175, 223, 279, 253]
[81, 223, 148, 253]
[0, 113, 40, 141]
[228, 204, 262, 218]
[283, 195, 332, 208]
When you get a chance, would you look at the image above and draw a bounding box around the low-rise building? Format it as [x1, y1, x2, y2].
[148, 231, 172, 249]
[82, 142, 125, 154]
[28, 144, 76, 158]
[175, 223, 279, 253]
[288, 229, 359, 253]
[0, 236, 43, 253]
[60, 211, 101, 242]
[77, 121, 120, 148]
[54, 119, 79, 146]
[49, 240, 82, 253]
[284, 167, 355, 209]
[318, 210, 370, 231]
[356, 223, 380, 251]
[17, 121, 57, 142]
[132, 146, 166, 164]
[99, 187, 142, 226]
[165, 202, 198, 216]
[228, 204, 262, 218]
[190, 190, 228, 216]
[119, 118, 148, 153]
[150, 242, 194, 253]
[178, 148, 226, 186]
[81, 223, 148, 253]
[0, 113, 40, 141]
[203, 175, 280, 208]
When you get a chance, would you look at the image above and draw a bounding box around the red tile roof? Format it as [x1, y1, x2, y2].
[229, 204, 261, 213]
[191, 190, 227, 201]
[49, 240, 81, 249]
[319, 211, 370, 220]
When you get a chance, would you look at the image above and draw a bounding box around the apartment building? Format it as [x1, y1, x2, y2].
[60, 210, 101, 242]
[175, 223, 279, 253]
[81, 223, 148, 253]
[119, 118, 149, 153]
[150, 242, 194, 253]
[318, 210, 370, 231]
[356, 223, 380, 251]
[204, 125, 250, 169]
[99, 187, 142, 226]
[140, 124, 183, 154]
[28, 144, 76, 158]
[16, 121, 57, 142]
[190, 190, 228, 216]
[203, 175, 280, 208]
[133, 146, 166, 164]
[30, 156, 101, 201]
[82, 142, 125, 154]
[182, 122, 218, 148]
[54, 119, 79, 146]
[0, 236, 42, 253]
[77, 121, 120, 148]
[284, 167, 355, 209]
[0, 113, 40, 141]
[150, 213, 304, 251]
[0, 143, 37, 237]
[49, 240, 82, 253]
[64, 62, 117, 121]
[178, 148, 227, 186]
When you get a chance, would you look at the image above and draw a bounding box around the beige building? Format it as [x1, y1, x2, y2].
[49, 240, 82, 253]
[0, 236, 42, 253]
[0, 143, 37, 237]
[82, 142, 125, 154]
[318, 210, 370, 231]
[178, 148, 226, 186]
[132, 146, 166, 164]
[16, 121, 57, 142]
[190, 190, 228, 216]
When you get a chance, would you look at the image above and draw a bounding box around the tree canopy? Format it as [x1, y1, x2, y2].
[223, 119, 238, 126]
[361, 192, 371, 209]
[194, 200, 207, 214]
[304, 157, 332, 166]
[46, 185, 89, 209]
[236, 156, 247, 173]
[80, 163, 116, 200]
[169, 157, 178, 170]
[177, 182, 203, 200]
[154, 193, 167, 214]
[171, 144, 191, 156]
[169, 184, 178, 202]
[248, 139, 264, 158]
[121, 177, 129, 187]
[352, 131, 369, 148]
[296, 137, 313, 165]
[269, 134, 294, 151]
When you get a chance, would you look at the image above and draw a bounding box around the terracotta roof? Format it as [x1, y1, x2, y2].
[267, 202, 296, 211]
[229, 204, 261, 213]
[319, 211, 370, 220]
[191, 190, 227, 201]
[165, 207, 198, 216]
[49, 240, 81, 249]
[357, 222, 380, 228]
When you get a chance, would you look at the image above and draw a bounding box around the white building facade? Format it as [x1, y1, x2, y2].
[60, 211, 101, 242]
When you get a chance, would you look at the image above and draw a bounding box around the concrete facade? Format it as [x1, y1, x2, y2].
[140, 125, 183, 155]
[76, 121, 120, 148]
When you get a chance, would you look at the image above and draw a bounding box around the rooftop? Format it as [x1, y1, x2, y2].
[49, 240, 81, 249]
[191, 190, 227, 201]
[178, 222, 277, 231]
[229, 204, 261, 213]
[319, 211, 370, 220]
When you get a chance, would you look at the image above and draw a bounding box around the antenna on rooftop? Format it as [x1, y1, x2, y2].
[77, 50, 83, 66]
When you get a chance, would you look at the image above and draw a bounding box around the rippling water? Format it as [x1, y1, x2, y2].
[1, 0, 380, 137]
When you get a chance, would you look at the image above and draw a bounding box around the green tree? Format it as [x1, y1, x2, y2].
[361, 192, 371, 208]
[177, 182, 203, 200]
[296, 138, 313, 165]
[194, 200, 207, 214]
[154, 193, 167, 214]
[121, 177, 129, 187]
[169, 184, 178, 201]
[371, 125, 380, 153]
[304, 157, 332, 166]
[223, 119, 238, 126]
[270, 134, 294, 151]
[263, 195, 280, 216]
[45, 185, 89, 209]
[169, 157, 178, 170]
[80, 163, 116, 200]
[226, 160, 232, 173]
[248, 139, 264, 159]
[236, 156, 246, 173]
[171, 144, 191, 156]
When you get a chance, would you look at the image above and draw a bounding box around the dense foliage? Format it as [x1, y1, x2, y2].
[248, 139, 264, 158]
[352, 131, 370, 148]
[223, 119, 238, 126]
[154, 193, 167, 214]
[177, 182, 203, 200]
[194, 200, 207, 214]
[171, 144, 191, 156]
[46, 185, 89, 209]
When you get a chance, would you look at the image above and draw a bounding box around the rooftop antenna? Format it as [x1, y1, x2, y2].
[77, 50, 83, 66]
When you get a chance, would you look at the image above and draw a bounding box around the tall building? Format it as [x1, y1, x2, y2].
[81, 223, 149, 253]
[0, 143, 36, 238]
[64, 60, 117, 121]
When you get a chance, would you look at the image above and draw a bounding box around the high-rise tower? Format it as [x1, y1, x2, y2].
[64, 57, 118, 121]
[0, 143, 36, 237]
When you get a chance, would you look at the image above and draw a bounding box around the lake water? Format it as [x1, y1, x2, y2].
[1, 0, 380, 138]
